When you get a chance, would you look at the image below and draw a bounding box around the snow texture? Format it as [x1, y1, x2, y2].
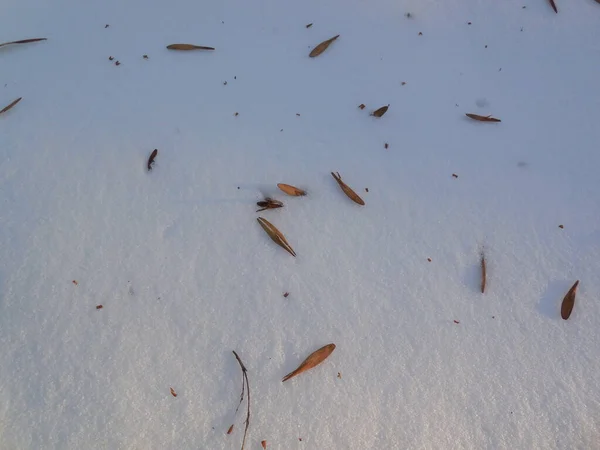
[1, 0, 600, 449]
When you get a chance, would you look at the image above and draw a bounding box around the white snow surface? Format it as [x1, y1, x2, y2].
[1, 0, 600, 449]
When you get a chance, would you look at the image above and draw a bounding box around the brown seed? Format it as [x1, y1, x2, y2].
[331, 172, 365, 206]
[282, 343, 336, 382]
[309, 34, 339, 57]
[384, 143, 389, 149]
[558, 224, 564, 229]
[277, 183, 306, 196]
[299, 438, 303, 441]
[170, 387, 177, 397]
[143, 54, 148, 59]
[548, 0, 558, 13]
[454, 320, 460, 324]
[401, 81, 406, 85]
[283, 292, 289, 298]
[371, 105, 389, 118]
[0, 97, 22, 115]
[115, 61, 120, 66]
[256, 198, 284, 212]
[306, 23, 313, 28]
[0, 38, 47, 48]
[452, 173, 458, 178]
[72, 280, 78, 285]
[465, 113, 501, 122]
[257, 217, 296, 257]
[166, 44, 215, 51]
[358, 104, 366, 110]
[337, 372, 342, 379]
[427, 258, 432, 262]
[261, 441, 267, 449]
[227, 424, 234, 435]
[96, 305, 103, 310]
[561, 280, 579, 320]
[147, 149, 158, 171]
[480, 253, 487, 294]
[296, 113, 300, 116]
[365, 188, 369, 192]
[234, 112, 239, 116]
[108, 56, 114, 61]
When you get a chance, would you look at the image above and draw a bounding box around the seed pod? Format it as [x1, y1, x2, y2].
[331, 172, 365, 206]
[0, 38, 47, 48]
[465, 113, 501, 122]
[166, 44, 215, 51]
[309, 34, 339, 57]
[0, 97, 22, 115]
[282, 343, 336, 382]
[277, 183, 306, 196]
[371, 105, 389, 118]
[561, 280, 579, 320]
[257, 217, 296, 257]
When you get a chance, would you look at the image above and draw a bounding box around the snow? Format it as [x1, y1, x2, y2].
[1, 0, 600, 448]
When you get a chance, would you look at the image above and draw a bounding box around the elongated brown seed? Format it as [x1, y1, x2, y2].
[0, 38, 47, 48]
[257, 217, 296, 257]
[548, 0, 558, 13]
[480, 253, 487, 294]
[277, 183, 306, 196]
[166, 44, 215, 51]
[170, 387, 177, 397]
[282, 343, 336, 382]
[0, 97, 22, 115]
[147, 149, 158, 171]
[227, 424, 234, 435]
[331, 172, 365, 206]
[371, 105, 389, 118]
[465, 113, 501, 122]
[561, 280, 579, 320]
[309, 34, 339, 57]
[261, 440, 267, 449]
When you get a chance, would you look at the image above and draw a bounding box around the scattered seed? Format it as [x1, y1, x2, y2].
[72, 280, 78, 285]
[234, 112, 239, 116]
[371, 105, 389, 118]
[427, 258, 432, 262]
[166, 44, 215, 51]
[108, 56, 114, 61]
[0, 38, 47, 48]
[0, 97, 22, 115]
[337, 372, 342, 378]
[418, 32, 423, 36]
[223, 81, 227, 85]
[147, 149, 158, 171]
[143, 54, 148, 59]
[481, 252, 487, 294]
[115, 61, 120, 66]
[365, 188, 369, 192]
[227, 424, 234, 435]
[277, 183, 306, 196]
[309, 34, 339, 57]
[299, 438, 303, 441]
[105, 24, 109, 28]
[283, 292, 289, 298]
[170, 387, 177, 397]
[452, 173, 458, 178]
[331, 172, 365, 206]
[296, 113, 300, 116]
[358, 104, 366, 110]
[384, 143, 389, 149]
[561, 280, 579, 320]
[96, 305, 103, 310]
[548, 0, 558, 13]
[401, 81, 406, 86]
[306, 23, 313, 28]
[282, 343, 336, 382]
[405, 13, 412, 18]
[468, 21, 472, 25]
[261, 441, 267, 449]
[256, 198, 284, 212]
[558, 224, 564, 229]
[485, 45, 488, 48]
[465, 113, 501, 122]
[454, 320, 460, 324]
[257, 217, 296, 257]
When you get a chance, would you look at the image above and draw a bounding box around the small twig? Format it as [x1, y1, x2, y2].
[232, 350, 250, 450]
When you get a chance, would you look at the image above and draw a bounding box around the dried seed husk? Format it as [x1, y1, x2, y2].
[256, 198, 284, 212]
[331, 172, 365, 206]
[257, 217, 296, 257]
[261, 440, 267, 449]
[147, 149, 158, 171]
[0, 97, 22, 115]
[309, 34, 339, 57]
[170, 387, 177, 397]
[561, 280, 579, 320]
[0, 38, 47, 48]
[166, 44, 215, 51]
[306, 23, 313, 28]
[480, 253, 487, 294]
[277, 183, 306, 196]
[282, 343, 336, 382]
[548, 0, 558, 13]
[465, 113, 501, 122]
[227, 424, 234, 434]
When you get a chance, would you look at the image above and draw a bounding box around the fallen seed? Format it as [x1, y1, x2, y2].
[170, 387, 177, 397]
[227, 424, 234, 435]
[96, 305, 103, 310]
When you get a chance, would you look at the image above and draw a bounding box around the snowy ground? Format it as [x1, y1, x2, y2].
[1, 0, 600, 449]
